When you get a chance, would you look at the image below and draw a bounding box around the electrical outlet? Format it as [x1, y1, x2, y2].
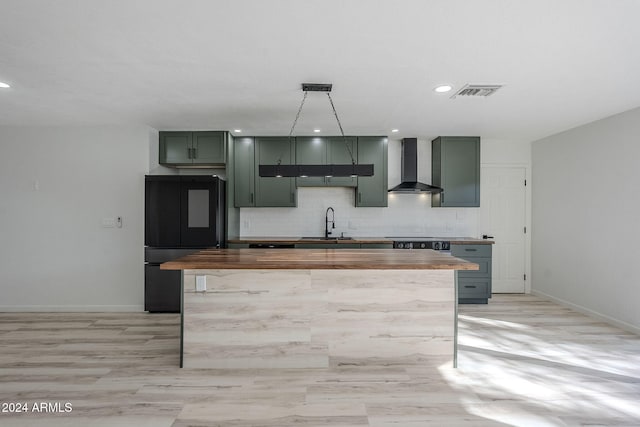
[196, 275, 207, 292]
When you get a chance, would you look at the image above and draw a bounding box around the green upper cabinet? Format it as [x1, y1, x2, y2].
[295, 136, 358, 187]
[431, 136, 480, 207]
[255, 137, 296, 207]
[326, 137, 358, 187]
[254, 137, 297, 207]
[192, 132, 226, 164]
[159, 131, 226, 166]
[159, 132, 191, 164]
[355, 136, 388, 207]
[233, 137, 256, 207]
[233, 136, 296, 207]
[295, 136, 326, 187]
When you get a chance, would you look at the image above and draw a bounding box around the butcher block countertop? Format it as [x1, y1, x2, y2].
[160, 248, 479, 271]
[227, 236, 393, 244]
[227, 236, 494, 245]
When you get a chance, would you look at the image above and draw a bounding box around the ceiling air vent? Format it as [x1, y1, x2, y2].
[452, 84, 503, 98]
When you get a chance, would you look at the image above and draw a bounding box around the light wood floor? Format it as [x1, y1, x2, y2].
[1, 294, 639, 426]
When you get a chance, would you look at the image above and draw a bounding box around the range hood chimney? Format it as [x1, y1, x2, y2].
[388, 138, 443, 193]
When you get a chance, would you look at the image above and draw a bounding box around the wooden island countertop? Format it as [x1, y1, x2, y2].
[166, 248, 475, 370]
[160, 248, 479, 271]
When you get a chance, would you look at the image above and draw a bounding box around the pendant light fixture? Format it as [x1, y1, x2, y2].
[258, 83, 374, 178]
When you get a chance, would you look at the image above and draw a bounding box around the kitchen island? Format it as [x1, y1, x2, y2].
[161, 248, 477, 369]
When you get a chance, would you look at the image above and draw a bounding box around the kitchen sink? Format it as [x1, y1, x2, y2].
[300, 236, 354, 240]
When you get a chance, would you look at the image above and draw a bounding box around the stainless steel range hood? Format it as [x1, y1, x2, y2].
[388, 138, 443, 193]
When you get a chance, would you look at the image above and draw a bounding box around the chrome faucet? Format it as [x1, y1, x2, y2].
[325, 207, 335, 239]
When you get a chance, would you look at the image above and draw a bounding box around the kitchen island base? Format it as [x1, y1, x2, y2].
[182, 269, 456, 369]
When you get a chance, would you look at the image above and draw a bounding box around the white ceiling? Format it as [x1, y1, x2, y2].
[1, 0, 640, 141]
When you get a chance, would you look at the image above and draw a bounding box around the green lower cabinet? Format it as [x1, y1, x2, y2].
[229, 242, 393, 249]
[356, 136, 388, 207]
[452, 244, 492, 304]
[295, 243, 361, 249]
[457, 278, 491, 302]
[227, 243, 250, 249]
[360, 243, 393, 249]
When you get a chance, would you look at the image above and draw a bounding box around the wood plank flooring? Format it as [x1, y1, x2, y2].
[1, 294, 639, 426]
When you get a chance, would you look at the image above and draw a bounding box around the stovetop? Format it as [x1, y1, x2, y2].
[386, 237, 453, 250]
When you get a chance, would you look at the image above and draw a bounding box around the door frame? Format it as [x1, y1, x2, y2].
[480, 163, 531, 294]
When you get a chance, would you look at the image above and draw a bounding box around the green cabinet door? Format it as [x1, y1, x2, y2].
[254, 137, 297, 207]
[355, 136, 388, 207]
[295, 136, 327, 187]
[160, 131, 226, 166]
[452, 244, 492, 304]
[432, 136, 480, 207]
[192, 131, 226, 165]
[233, 137, 256, 207]
[159, 132, 192, 165]
[360, 243, 394, 249]
[294, 136, 357, 187]
[326, 137, 358, 187]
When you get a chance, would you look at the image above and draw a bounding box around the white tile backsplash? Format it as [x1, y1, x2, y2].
[240, 187, 478, 238]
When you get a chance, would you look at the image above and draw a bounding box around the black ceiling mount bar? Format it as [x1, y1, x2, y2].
[301, 83, 332, 92]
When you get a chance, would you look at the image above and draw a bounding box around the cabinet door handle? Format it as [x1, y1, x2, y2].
[192, 147, 197, 159]
[465, 248, 477, 252]
[464, 285, 477, 288]
[187, 147, 192, 159]
[250, 193, 254, 204]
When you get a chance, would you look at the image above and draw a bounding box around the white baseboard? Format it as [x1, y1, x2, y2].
[0, 305, 145, 312]
[531, 290, 640, 335]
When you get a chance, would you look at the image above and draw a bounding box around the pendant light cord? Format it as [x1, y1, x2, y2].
[327, 92, 355, 164]
[280, 87, 355, 166]
[288, 91, 308, 140]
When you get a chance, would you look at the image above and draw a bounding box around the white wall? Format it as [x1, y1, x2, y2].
[0, 125, 153, 311]
[241, 137, 530, 238]
[532, 107, 640, 332]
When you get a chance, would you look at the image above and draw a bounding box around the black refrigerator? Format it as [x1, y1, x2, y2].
[145, 175, 226, 312]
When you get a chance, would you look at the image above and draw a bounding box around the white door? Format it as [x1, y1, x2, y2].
[479, 166, 527, 293]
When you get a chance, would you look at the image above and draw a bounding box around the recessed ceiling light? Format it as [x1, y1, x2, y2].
[234, 129, 242, 133]
[391, 129, 399, 133]
[0, 82, 10, 88]
[434, 85, 452, 93]
[313, 129, 321, 133]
